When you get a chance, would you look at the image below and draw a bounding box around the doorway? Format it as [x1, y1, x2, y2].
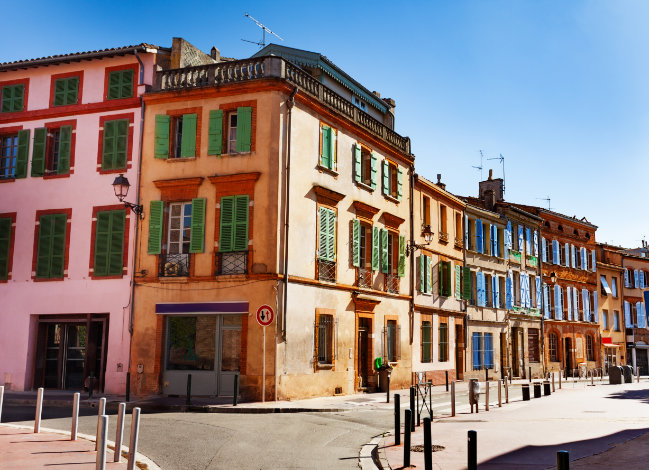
[636, 349, 648, 376]
[455, 324, 463, 380]
[512, 328, 524, 378]
[357, 317, 372, 389]
[564, 337, 572, 374]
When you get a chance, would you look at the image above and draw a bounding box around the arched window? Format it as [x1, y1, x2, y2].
[586, 335, 594, 361]
[549, 333, 559, 362]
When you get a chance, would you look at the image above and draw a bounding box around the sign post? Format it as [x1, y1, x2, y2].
[256, 305, 274, 403]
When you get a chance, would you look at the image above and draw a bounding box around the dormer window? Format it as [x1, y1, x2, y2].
[352, 95, 366, 111]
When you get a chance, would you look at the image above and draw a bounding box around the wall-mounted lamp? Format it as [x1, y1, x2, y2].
[550, 271, 557, 284]
[405, 224, 434, 257]
[112, 174, 144, 219]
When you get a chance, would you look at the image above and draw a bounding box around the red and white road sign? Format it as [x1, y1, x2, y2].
[256, 305, 274, 327]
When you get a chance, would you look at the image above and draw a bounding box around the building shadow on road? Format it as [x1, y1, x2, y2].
[478, 428, 649, 469]
[605, 388, 649, 405]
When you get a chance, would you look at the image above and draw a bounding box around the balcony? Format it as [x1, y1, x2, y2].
[215, 251, 248, 275]
[159, 253, 190, 277]
[318, 260, 336, 283]
[386, 274, 400, 294]
[439, 232, 449, 243]
[454, 237, 463, 249]
[153, 56, 410, 154]
[357, 268, 373, 289]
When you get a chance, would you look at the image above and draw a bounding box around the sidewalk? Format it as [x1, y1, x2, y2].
[380, 380, 649, 469]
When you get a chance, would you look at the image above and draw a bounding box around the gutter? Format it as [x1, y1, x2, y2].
[409, 167, 415, 345]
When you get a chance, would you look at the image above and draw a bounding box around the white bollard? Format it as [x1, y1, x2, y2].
[451, 381, 456, 417]
[114, 402, 126, 462]
[95, 397, 106, 451]
[71, 392, 80, 440]
[96, 415, 108, 470]
[485, 381, 490, 411]
[34, 387, 44, 433]
[0, 385, 4, 423]
[127, 407, 141, 470]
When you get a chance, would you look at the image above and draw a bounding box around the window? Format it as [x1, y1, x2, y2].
[586, 335, 594, 361]
[1, 84, 24, 112]
[548, 333, 559, 362]
[154, 113, 197, 159]
[316, 314, 335, 365]
[319, 124, 337, 170]
[614, 311, 620, 331]
[317, 206, 336, 282]
[602, 310, 608, 330]
[107, 69, 134, 100]
[419, 254, 432, 294]
[439, 260, 452, 297]
[384, 320, 400, 362]
[227, 112, 238, 154]
[353, 220, 375, 287]
[101, 119, 129, 170]
[600, 275, 612, 296]
[439, 204, 448, 241]
[422, 196, 430, 227]
[93, 210, 126, 277]
[0, 216, 13, 280]
[217, 196, 248, 275]
[421, 316, 433, 363]
[439, 322, 448, 362]
[206, 106, 252, 156]
[353, 144, 377, 189]
[352, 95, 366, 111]
[455, 212, 462, 246]
[472, 332, 483, 370]
[382, 159, 402, 200]
[0, 134, 18, 178]
[35, 213, 67, 279]
[528, 329, 540, 362]
[466, 218, 474, 250]
[31, 125, 72, 176]
[53, 77, 79, 106]
[483, 333, 494, 368]
[166, 316, 220, 371]
[384, 231, 404, 293]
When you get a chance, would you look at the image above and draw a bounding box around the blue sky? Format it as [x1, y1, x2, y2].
[3, 1, 647, 247]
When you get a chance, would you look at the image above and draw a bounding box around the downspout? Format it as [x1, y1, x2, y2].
[409, 167, 415, 346]
[281, 87, 298, 341]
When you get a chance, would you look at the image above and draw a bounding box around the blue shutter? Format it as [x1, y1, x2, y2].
[552, 240, 559, 265]
[492, 275, 497, 308]
[582, 289, 589, 321]
[554, 285, 560, 319]
[566, 286, 572, 321]
[564, 243, 569, 267]
[526, 228, 531, 254]
[476, 219, 483, 254]
[505, 273, 512, 309]
[472, 333, 482, 370]
[591, 250, 596, 273]
[593, 291, 599, 323]
[641, 270, 646, 289]
[571, 245, 576, 268]
[476, 272, 483, 306]
[624, 301, 632, 327]
[543, 285, 550, 318]
[533, 230, 539, 257]
[518, 226, 524, 252]
[484, 334, 493, 369]
[536, 276, 541, 308]
[634, 269, 639, 288]
[581, 248, 586, 270]
[624, 269, 630, 287]
[464, 214, 469, 249]
[541, 237, 547, 262]
[519, 273, 525, 307]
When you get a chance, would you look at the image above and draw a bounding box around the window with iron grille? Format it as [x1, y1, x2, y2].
[160, 202, 191, 277]
[586, 335, 594, 361]
[318, 206, 336, 282]
[0, 134, 18, 178]
[439, 322, 448, 362]
[549, 333, 559, 362]
[383, 320, 400, 362]
[420, 317, 432, 363]
[315, 314, 336, 365]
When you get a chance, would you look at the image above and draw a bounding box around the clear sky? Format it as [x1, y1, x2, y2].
[2, 0, 647, 247]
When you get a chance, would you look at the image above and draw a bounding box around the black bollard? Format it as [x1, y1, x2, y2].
[186, 374, 192, 406]
[429, 382, 433, 419]
[233, 373, 239, 406]
[485, 367, 488, 383]
[409, 387, 415, 431]
[394, 393, 401, 445]
[533, 381, 542, 399]
[468, 430, 477, 470]
[125, 372, 130, 402]
[417, 385, 421, 427]
[423, 417, 432, 470]
[404, 410, 412, 467]
[445, 370, 449, 392]
[529, 366, 532, 383]
[557, 450, 570, 470]
[88, 375, 95, 399]
[522, 383, 530, 401]
[386, 373, 390, 404]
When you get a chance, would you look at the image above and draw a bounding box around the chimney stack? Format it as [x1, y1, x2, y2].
[478, 168, 504, 204]
[436, 173, 446, 190]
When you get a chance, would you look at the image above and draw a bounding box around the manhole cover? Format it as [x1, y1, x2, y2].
[411, 444, 445, 452]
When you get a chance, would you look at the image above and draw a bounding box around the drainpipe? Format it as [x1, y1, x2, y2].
[281, 87, 298, 341]
[409, 167, 415, 345]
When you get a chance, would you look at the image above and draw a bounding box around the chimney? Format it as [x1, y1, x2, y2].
[210, 46, 221, 61]
[478, 168, 504, 204]
[373, 91, 381, 99]
[436, 173, 446, 190]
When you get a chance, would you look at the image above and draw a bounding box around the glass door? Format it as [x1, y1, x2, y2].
[218, 315, 242, 396]
[64, 325, 87, 389]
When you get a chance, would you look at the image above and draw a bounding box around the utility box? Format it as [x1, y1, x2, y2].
[469, 378, 481, 413]
[623, 365, 634, 383]
[609, 366, 623, 384]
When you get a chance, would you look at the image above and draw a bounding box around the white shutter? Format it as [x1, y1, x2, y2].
[566, 286, 572, 321]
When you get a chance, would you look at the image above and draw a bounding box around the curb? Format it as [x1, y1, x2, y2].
[360, 433, 388, 470]
[0, 423, 161, 470]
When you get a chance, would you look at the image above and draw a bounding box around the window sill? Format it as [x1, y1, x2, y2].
[43, 173, 71, 179]
[98, 167, 129, 175]
[159, 276, 189, 283]
[165, 156, 196, 162]
[317, 165, 338, 177]
[355, 181, 375, 193]
[0, 177, 16, 184]
[383, 194, 400, 204]
[316, 363, 334, 370]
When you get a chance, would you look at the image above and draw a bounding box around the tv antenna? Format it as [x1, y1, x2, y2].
[242, 13, 284, 49]
[472, 150, 484, 180]
[487, 153, 506, 194]
[537, 196, 551, 210]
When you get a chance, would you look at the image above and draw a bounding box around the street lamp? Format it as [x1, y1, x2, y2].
[550, 271, 557, 284]
[112, 174, 144, 218]
[405, 224, 434, 257]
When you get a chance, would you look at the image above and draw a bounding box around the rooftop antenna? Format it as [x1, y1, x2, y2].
[487, 153, 506, 194]
[537, 196, 551, 211]
[473, 150, 484, 180]
[242, 13, 284, 49]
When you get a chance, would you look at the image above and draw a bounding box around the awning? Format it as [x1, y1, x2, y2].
[155, 301, 249, 315]
[600, 275, 612, 295]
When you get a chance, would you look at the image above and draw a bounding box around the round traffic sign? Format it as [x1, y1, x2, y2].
[256, 305, 274, 327]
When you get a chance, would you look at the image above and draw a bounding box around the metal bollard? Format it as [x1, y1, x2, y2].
[522, 383, 530, 401]
[186, 374, 192, 406]
[637, 371, 640, 383]
[233, 373, 239, 406]
[451, 381, 456, 417]
[409, 387, 415, 432]
[423, 416, 432, 470]
[552, 372, 555, 392]
[445, 370, 449, 392]
[557, 450, 570, 470]
[386, 373, 390, 403]
[394, 393, 401, 446]
[485, 381, 489, 411]
[96, 397, 106, 451]
[404, 409, 412, 468]
[96, 415, 108, 470]
[529, 366, 532, 383]
[0, 385, 4, 423]
[591, 372, 594, 386]
[559, 371, 562, 389]
[485, 367, 488, 383]
[428, 382, 433, 419]
[468, 430, 477, 470]
[126, 371, 131, 402]
[71, 392, 80, 440]
[498, 379, 502, 407]
[89, 375, 95, 399]
[127, 407, 141, 470]
[34, 387, 44, 433]
[416, 384, 421, 427]
[505, 376, 509, 404]
[114, 402, 126, 462]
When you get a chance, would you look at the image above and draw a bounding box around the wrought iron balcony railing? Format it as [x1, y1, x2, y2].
[318, 259, 336, 283]
[159, 253, 190, 277]
[386, 274, 400, 294]
[357, 267, 373, 289]
[215, 251, 248, 275]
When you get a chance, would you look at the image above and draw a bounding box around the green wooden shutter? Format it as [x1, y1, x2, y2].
[67, 77, 79, 105]
[397, 167, 403, 201]
[0, 218, 11, 279]
[107, 71, 121, 100]
[370, 152, 378, 189]
[207, 110, 223, 156]
[2, 84, 24, 112]
[321, 125, 331, 169]
[15, 129, 29, 178]
[118, 70, 134, 99]
[382, 160, 389, 196]
[419, 255, 424, 292]
[94, 211, 111, 276]
[13, 84, 24, 111]
[180, 113, 197, 158]
[1, 86, 11, 112]
[443, 262, 451, 296]
[233, 195, 250, 252]
[37, 214, 66, 278]
[219, 197, 234, 252]
[154, 115, 170, 159]
[381, 228, 388, 273]
[36, 215, 53, 277]
[372, 226, 379, 271]
[329, 127, 336, 170]
[354, 144, 362, 182]
[455, 265, 461, 299]
[398, 235, 405, 277]
[57, 125, 72, 174]
[318, 207, 328, 260]
[425, 256, 432, 293]
[352, 218, 360, 267]
[115, 119, 129, 168]
[108, 211, 126, 275]
[102, 120, 116, 170]
[439, 262, 444, 295]
[326, 208, 336, 261]
[190, 198, 206, 253]
[50, 214, 67, 277]
[31, 127, 47, 176]
[462, 266, 472, 300]
[53, 79, 66, 106]
[236, 106, 252, 153]
[147, 201, 164, 254]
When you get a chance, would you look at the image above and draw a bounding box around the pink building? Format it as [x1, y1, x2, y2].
[0, 44, 163, 394]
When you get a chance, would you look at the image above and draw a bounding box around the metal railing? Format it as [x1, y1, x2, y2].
[386, 274, 400, 294]
[215, 251, 248, 275]
[357, 267, 373, 288]
[159, 253, 190, 277]
[153, 56, 410, 154]
[318, 259, 336, 283]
